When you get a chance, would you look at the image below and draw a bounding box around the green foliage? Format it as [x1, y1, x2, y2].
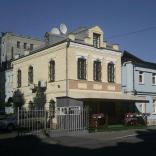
[33, 87, 46, 109]
[12, 89, 25, 109]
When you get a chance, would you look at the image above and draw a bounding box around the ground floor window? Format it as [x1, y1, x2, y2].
[139, 103, 146, 113]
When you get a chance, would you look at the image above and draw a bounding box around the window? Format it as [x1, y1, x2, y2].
[77, 57, 86, 80]
[24, 43, 27, 49]
[17, 41, 20, 48]
[139, 71, 144, 84]
[153, 100, 156, 113]
[93, 33, 100, 48]
[93, 60, 101, 81]
[11, 47, 14, 59]
[152, 73, 156, 85]
[28, 66, 33, 85]
[49, 60, 55, 82]
[139, 103, 146, 113]
[30, 44, 33, 50]
[108, 62, 115, 82]
[17, 69, 22, 88]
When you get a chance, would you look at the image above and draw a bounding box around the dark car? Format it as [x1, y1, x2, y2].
[124, 113, 145, 126]
[0, 114, 17, 131]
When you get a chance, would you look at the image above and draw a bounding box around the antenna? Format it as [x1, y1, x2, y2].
[60, 24, 67, 34]
[50, 27, 61, 35]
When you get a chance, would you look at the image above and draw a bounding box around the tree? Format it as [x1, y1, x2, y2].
[12, 89, 25, 110]
[33, 87, 46, 109]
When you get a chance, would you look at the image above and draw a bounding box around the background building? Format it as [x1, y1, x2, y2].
[0, 32, 44, 103]
[122, 51, 156, 125]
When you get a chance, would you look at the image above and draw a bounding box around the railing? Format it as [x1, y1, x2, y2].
[17, 107, 88, 137]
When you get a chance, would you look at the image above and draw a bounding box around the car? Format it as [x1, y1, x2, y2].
[0, 114, 17, 131]
[124, 113, 145, 126]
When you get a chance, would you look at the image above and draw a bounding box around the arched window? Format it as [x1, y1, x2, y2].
[93, 60, 101, 81]
[28, 66, 33, 85]
[108, 62, 115, 82]
[17, 69, 22, 88]
[77, 57, 86, 80]
[49, 60, 55, 82]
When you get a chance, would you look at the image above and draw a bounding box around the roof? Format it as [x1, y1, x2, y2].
[122, 51, 156, 69]
[1, 32, 43, 42]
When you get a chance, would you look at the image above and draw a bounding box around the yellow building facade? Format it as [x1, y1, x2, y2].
[12, 26, 144, 123]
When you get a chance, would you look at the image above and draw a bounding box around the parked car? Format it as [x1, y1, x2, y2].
[0, 114, 17, 131]
[124, 113, 145, 126]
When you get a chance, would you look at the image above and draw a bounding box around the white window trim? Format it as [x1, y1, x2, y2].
[139, 71, 144, 85]
[152, 73, 156, 85]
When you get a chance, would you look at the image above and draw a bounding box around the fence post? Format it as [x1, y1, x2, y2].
[17, 107, 20, 136]
[44, 109, 47, 135]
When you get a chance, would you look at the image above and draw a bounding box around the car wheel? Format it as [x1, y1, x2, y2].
[7, 124, 14, 132]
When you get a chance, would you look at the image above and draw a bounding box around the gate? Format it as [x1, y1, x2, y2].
[17, 107, 89, 137]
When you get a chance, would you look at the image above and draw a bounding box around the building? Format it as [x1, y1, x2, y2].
[0, 32, 44, 67]
[0, 32, 44, 103]
[0, 67, 13, 103]
[12, 26, 145, 124]
[122, 51, 156, 125]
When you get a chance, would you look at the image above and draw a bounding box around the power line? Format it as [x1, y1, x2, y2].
[107, 25, 156, 39]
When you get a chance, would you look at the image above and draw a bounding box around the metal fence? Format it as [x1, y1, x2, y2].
[17, 107, 88, 137]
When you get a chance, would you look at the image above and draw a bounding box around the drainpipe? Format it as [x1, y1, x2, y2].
[66, 39, 70, 98]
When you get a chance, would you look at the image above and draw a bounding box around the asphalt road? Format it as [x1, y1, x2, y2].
[0, 128, 156, 156]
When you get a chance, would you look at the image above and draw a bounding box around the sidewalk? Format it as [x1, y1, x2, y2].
[41, 126, 156, 149]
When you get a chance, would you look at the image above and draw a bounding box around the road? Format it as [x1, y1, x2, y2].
[0, 128, 156, 156]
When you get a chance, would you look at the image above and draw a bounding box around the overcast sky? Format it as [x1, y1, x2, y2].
[0, 0, 156, 62]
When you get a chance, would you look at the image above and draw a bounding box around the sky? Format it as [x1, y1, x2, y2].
[0, 0, 156, 62]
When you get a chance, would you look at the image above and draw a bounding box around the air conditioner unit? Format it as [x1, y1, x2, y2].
[38, 80, 47, 88]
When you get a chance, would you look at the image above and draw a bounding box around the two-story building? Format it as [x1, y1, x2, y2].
[122, 51, 156, 125]
[12, 26, 145, 124]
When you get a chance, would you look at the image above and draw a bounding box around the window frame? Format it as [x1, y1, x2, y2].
[152, 73, 156, 85]
[17, 69, 22, 88]
[138, 71, 144, 84]
[28, 66, 33, 85]
[93, 33, 101, 48]
[17, 41, 20, 48]
[77, 57, 87, 80]
[49, 60, 55, 82]
[107, 62, 115, 83]
[93, 59, 101, 81]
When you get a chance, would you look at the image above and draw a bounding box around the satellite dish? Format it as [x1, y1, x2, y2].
[60, 24, 67, 34]
[51, 27, 60, 35]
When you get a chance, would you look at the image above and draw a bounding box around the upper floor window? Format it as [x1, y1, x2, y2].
[28, 66, 33, 85]
[17, 69, 22, 88]
[93, 33, 100, 48]
[93, 60, 101, 81]
[108, 62, 115, 83]
[49, 60, 55, 82]
[139, 71, 144, 84]
[30, 44, 33, 50]
[77, 57, 86, 80]
[152, 73, 156, 85]
[24, 43, 27, 49]
[17, 41, 20, 48]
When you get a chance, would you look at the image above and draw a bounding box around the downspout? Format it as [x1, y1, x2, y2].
[66, 39, 70, 97]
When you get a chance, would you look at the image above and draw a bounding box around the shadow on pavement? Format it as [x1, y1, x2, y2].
[0, 129, 156, 156]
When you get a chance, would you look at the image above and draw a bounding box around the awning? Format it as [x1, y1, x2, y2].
[68, 90, 148, 102]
